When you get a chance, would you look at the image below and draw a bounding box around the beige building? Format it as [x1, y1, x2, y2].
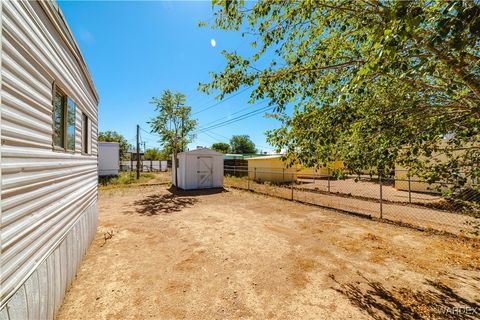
[394, 141, 476, 194]
[247, 155, 343, 183]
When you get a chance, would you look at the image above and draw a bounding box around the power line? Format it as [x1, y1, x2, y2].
[192, 85, 253, 115]
[207, 130, 230, 140]
[197, 100, 268, 130]
[201, 130, 277, 151]
[196, 106, 273, 133]
[195, 133, 219, 146]
[138, 103, 276, 149]
[140, 126, 161, 138]
[196, 104, 274, 133]
[203, 131, 224, 143]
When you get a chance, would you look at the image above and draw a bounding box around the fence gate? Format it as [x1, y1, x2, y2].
[197, 156, 213, 188]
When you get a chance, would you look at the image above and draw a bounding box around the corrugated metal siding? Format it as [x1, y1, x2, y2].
[1, 0, 99, 315]
[1, 204, 98, 320]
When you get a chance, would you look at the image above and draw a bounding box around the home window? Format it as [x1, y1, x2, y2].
[53, 86, 76, 151]
[66, 98, 76, 151]
[82, 112, 90, 154]
[53, 91, 65, 148]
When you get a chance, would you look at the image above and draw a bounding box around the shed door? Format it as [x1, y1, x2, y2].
[197, 156, 213, 188]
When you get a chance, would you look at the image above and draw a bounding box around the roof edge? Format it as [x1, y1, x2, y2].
[38, 1, 99, 102]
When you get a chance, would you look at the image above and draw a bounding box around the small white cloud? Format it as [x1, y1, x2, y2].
[210, 38, 216, 48]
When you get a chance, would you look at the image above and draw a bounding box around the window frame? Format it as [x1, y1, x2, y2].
[52, 86, 66, 151]
[66, 97, 76, 152]
[52, 85, 76, 153]
[81, 112, 91, 155]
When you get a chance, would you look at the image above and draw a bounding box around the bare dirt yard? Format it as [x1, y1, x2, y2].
[225, 176, 477, 235]
[57, 185, 480, 320]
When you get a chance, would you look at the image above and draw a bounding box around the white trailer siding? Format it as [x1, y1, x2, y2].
[1, 1, 99, 318]
[99, 142, 119, 176]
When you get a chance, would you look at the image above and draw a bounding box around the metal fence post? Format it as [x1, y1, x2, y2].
[291, 174, 294, 200]
[408, 175, 412, 204]
[327, 168, 331, 193]
[379, 175, 383, 219]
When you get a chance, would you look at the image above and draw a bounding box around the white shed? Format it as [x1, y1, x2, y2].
[99, 142, 120, 176]
[172, 149, 224, 190]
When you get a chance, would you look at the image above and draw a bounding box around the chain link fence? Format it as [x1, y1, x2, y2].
[224, 165, 479, 236]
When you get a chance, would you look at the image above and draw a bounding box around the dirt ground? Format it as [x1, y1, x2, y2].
[296, 177, 443, 204]
[224, 176, 477, 235]
[57, 185, 480, 320]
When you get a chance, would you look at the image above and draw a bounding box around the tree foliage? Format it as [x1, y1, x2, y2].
[201, 1, 480, 204]
[98, 130, 131, 160]
[211, 142, 231, 153]
[149, 90, 197, 186]
[144, 148, 168, 160]
[149, 90, 197, 153]
[230, 135, 256, 154]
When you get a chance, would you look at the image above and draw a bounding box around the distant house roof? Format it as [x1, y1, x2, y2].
[99, 142, 119, 148]
[246, 155, 283, 161]
[178, 148, 222, 156]
[224, 153, 278, 160]
[127, 148, 144, 154]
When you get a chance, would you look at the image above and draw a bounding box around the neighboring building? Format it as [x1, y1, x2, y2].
[296, 161, 344, 178]
[126, 148, 144, 161]
[247, 155, 343, 183]
[1, 1, 98, 319]
[173, 149, 224, 190]
[393, 141, 476, 194]
[99, 142, 120, 176]
[122, 148, 145, 171]
[395, 165, 444, 194]
[247, 155, 298, 183]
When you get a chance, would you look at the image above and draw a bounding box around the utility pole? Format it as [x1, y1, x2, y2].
[180, 111, 185, 152]
[136, 124, 140, 180]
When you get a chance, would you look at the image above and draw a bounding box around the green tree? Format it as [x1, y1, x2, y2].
[98, 131, 131, 160]
[230, 135, 256, 154]
[201, 1, 480, 216]
[150, 90, 197, 187]
[144, 148, 167, 160]
[211, 142, 231, 153]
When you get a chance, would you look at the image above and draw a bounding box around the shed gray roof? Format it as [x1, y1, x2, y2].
[178, 148, 223, 156]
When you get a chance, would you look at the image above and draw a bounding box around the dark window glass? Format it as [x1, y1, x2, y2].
[53, 92, 64, 148]
[66, 98, 76, 150]
[82, 112, 90, 154]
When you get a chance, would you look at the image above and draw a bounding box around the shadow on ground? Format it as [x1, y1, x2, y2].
[133, 193, 198, 216]
[166, 186, 228, 197]
[131, 187, 228, 216]
[333, 275, 480, 320]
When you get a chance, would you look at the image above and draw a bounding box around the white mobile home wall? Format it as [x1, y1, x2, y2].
[98, 142, 119, 176]
[1, 1, 99, 318]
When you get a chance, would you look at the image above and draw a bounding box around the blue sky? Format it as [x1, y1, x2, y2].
[58, 1, 280, 153]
